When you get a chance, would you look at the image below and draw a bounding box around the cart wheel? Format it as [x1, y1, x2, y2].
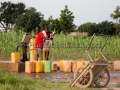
[74, 67, 93, 88]
[94, 68, 110, 88]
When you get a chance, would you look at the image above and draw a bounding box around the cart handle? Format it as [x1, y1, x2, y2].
[94, 33, 109, 37]
[86, 33, 109, 50]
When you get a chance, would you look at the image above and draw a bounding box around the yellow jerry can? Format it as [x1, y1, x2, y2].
[11, 52, 20, 63]
[77, 61, 84, 72]
[63, 60, 72, 72]
[60, 60, 64, 72]
[34, 61, 43, 73]
[29, 37, 35, 50]
[30, 49, 36, 61]
[25, 61, 34, 73]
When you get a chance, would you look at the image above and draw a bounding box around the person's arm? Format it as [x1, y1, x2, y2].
[43, 37, 45, 43]
[50, 32, 55, 40]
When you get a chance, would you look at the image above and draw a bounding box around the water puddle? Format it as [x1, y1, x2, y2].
[110, 73, 120, 77]
[17, 71, 120, 87]
[49, 76, 73, 82]
[109, 82, 119, 85]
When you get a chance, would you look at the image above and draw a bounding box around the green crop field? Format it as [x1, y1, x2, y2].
[0, 31, 120, 60]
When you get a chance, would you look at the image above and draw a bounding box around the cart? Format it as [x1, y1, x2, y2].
[68, 33, 112, 88]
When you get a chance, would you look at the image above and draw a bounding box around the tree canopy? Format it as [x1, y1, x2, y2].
[0, 1, 26, 32]
[77, 21, 116, 36]
[15, 7, 44, 32]
[59, 5, 75, 34]
[111, 6, 120, 33]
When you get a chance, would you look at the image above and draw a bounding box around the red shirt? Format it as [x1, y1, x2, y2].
[35, 32, 44, 48]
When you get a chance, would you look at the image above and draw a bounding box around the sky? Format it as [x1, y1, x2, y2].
[1, 0, 120, 26]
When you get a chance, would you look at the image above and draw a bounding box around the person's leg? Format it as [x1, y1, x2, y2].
[47, 40, 52, 60]
[35, 48, 38, 60]
[46, 52, 50, 60]
[45, 51, 47, 60]
[43, 40, 51, 60]
[38, 48, 42, 61]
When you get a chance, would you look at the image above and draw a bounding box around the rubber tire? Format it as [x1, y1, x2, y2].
[74, 67, 93, 88]
[94, 68, 110, 88]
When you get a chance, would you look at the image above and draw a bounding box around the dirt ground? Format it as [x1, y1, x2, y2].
[19, 61, 120, 89]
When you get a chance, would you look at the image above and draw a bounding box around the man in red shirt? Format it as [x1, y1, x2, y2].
[35, 26, 44, 61]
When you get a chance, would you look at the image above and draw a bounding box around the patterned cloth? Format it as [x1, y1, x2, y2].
[43, 40, 52, 52]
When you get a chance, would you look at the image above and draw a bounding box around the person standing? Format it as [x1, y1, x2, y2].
[35, 26, 44, 61]
[42, 27, 55, 60]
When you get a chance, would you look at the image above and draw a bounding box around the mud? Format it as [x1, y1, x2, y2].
[17, 70, 120, 88]
[17, 61, 120, 89]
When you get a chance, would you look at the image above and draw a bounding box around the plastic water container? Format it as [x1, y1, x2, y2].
[77, 61, 84, 72]
[52, 63, 58, 71]
[29, 37, 35, 50]
[25, 61, 34, 73]
[63, 60, 72, 72]
[108, 61, 114, 71]
[72, 61, 77, 72]
[42, 60, 45, 72]
[44, 60, 52, 73]
[11, 52, 20, 63]
[60, 60, 63, 71]
[34, 61, 43, 73]
[30, 49, 36, 61]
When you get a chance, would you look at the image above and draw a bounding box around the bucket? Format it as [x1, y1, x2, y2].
[11, 52, 20, 63]
[25, 61, 34, 73]
[44, 60, 52, 73]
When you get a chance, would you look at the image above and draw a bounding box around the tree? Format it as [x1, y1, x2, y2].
[77, 22, 93, 32]
[48, 16, 61, 33]
[51, 18, 61, 33]
[15, 7, 44, 32]
[40, 16, 53, 30]
[59, 5, 74, 34]
[0, 1, 26, 32]
[40, 19, 49, 30]
[111, 6, 120, 33]
[111, 6, 120, 23]
[40, 16, 61, 33]
[77, 21, 116, 36]
[97, 20, 116, 35]
[87, 23, 98, 36]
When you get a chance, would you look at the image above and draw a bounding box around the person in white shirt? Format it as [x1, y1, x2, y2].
[42, 27, 55, 60]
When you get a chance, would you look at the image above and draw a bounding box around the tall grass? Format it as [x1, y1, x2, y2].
[0, 31, 120, 60]
[0, 31, 24, 60]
